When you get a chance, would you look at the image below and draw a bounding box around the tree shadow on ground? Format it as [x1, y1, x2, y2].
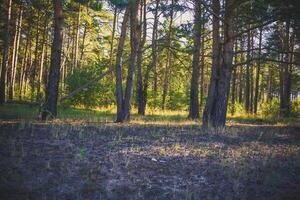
[0, 123, 299, 199]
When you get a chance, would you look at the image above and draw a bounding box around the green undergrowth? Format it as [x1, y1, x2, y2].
[0, 102, 298, 126]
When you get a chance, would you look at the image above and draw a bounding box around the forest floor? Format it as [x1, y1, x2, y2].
[0, 103, 300, 200]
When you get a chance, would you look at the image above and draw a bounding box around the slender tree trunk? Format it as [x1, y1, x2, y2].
[19, 30, 30, 100]
[137, 0, 147, 115]
[74, 3, 81, 69]
[36, 17, 49, 103]
[152, 1, 160, 97]
[280, 20, 291, 116]
[7, 15, 18, 102]
[115, 8, 130, 122]
[109, 6, 118, 69]
[41, 0, 64, 120]
[231, 39, 238, 115]
[188, 0, 202, 119]
[267, 65, 273, 102]
[254, 28, 262, 114]
[8, 6, 23, 101]
[199, 12, 205, 109]
[31, 11, 40, 101]
[80, 22, 87, 62]
[138, 0, 160, 114]
[245, 29, 251, 112]
[250, 32, 254, 113]
[162, 0, 174, 110]
[24, 38, 33, 98]
[0, 0, 12, 104]
[238, 37, 244, 104]
[122, 0, 140, 121]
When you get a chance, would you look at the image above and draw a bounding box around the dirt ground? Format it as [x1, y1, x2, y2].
[0, 121, 299, 200]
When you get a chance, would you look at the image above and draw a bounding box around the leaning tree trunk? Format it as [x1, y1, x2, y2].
[41, 0, 64, 120]
[115, 8, 130, 122]
[203, 0, 235, 127]
[188, 0, 202, 119]
[0, 0, 12, 104]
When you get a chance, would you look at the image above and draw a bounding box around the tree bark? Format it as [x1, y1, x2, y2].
[0, 0, 12, 104]
[254, 27, 262, 114]
[115, 8, 130, 122]
[74, 3, 81, 69]
[8, 5, 23, 101]
[162, 0, 174, 110]
[280, 20, 291, 116]
[231, 39, 238, 115]
[245, 29, 251, 112]
[41, 0, 64, 120]
[36, 16, 49, 103]
[122, 0, 140, 121]
[136, 0, 148, 115]
[109, 6, 118, 69]
[152, 0, 160, 97]
[202, 0, 235, 127]
[31, 11, 40, 101]
[188, 0, 202, 119]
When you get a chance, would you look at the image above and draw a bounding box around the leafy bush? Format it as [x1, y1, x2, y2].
[64, 64, 115, 108]
[260, 99, 280, 118]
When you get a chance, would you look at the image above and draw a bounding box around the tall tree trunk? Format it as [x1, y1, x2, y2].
[203, 0, 235, 127]
[188, 0, 202, 119]
[36, 17, 49, 103]
[80, 22, 87, 62]
[41, 0, 64, 120]
[115, 8, 130, 122]
[267, 65, 273, 102]
[122, 0, 140, 121]
[238, 37, 244, 104]
[19, 29, 30, 100]
[74, 3, 81, 69]
[162, 0, 174, 110]
[203, 0, 221, 126]
[109, 6, 118, 69]
[137, 0, 147, 115]
[31, 11, 40, 101]
[245, 29, 251, 112]
[199, 11, 205, 109]
[231, 39, 238, 115]
[137, 0, 160, 114]
[0, 0, 12, 104]
[7, 14, 18, 102]
[280, 20, 291, 116]
[8, 6, 23, 101]
[254, 27, 262, 114]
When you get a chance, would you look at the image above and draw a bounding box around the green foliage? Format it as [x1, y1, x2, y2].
[261, 99, 300, 118]
[64, 62, 114, 108]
